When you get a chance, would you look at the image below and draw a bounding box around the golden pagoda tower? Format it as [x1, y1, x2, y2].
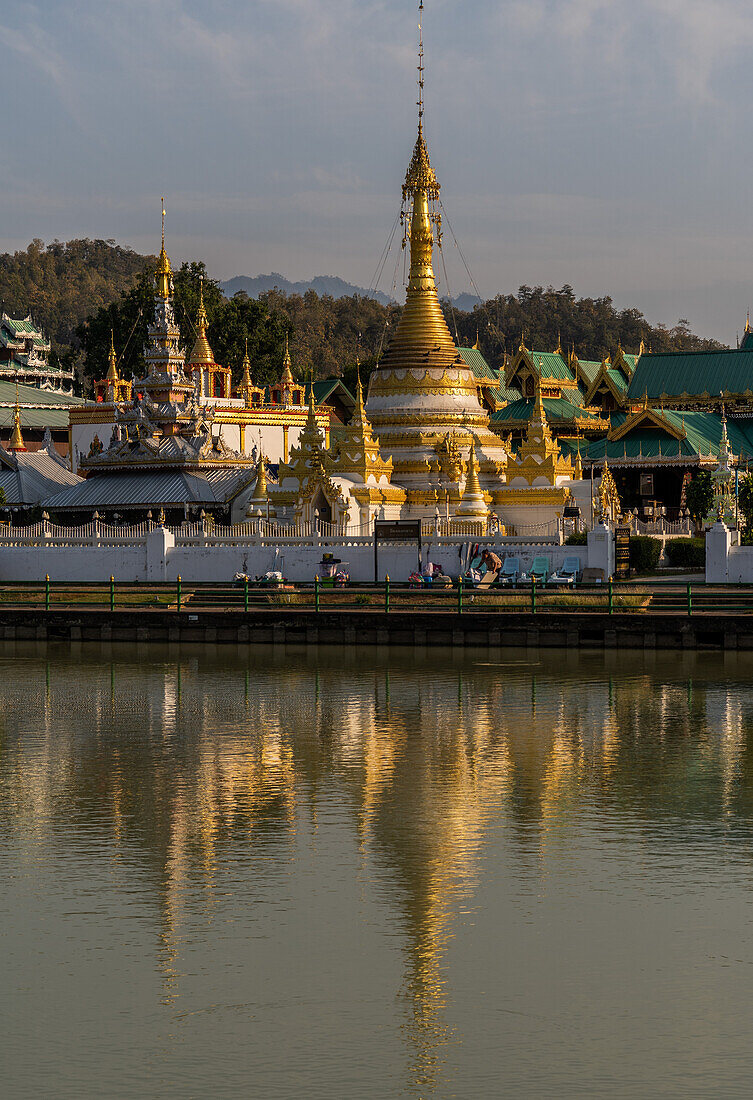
[106, 330, 119, 386]
[456, 441, 488, 521]
[365, 5, 506, 512]
[185, 276, 231, 399]
[8, 386, 26, 452]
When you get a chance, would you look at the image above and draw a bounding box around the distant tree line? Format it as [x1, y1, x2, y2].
[0, 239, 727, 394]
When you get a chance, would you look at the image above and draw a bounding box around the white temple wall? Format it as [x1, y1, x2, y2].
[0, 537, 587, 584]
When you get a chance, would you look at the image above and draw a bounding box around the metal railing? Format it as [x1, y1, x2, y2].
[3, 576, 753, 617]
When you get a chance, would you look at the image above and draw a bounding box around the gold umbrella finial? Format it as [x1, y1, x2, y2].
[9, 382, 25, 452]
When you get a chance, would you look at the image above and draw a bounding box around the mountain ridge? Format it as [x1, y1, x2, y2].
[220, 273, 396, 306]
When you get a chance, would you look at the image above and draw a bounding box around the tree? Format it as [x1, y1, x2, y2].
[686, 471, 714, 532]
[738, 474, 753, 544]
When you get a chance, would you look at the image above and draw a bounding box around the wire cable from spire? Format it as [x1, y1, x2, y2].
[439, 200, 485, 304]
[417, 1, 424, 129]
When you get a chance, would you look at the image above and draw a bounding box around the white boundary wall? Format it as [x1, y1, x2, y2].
[0, 520, 593, 583]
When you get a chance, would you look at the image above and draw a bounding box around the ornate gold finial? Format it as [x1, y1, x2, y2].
[239, 338, 254, 407]
[106, 329, 119, 383]
[281, 332, 295, 386]
[472, 328, 481, 351]
[555, 331, 563, 355]
[746, 310, 751, 334]
[403, 2, 439, 201]
[533, 375, 546, 422]
[189, 275, 214, 365]
[639, 338, 646, 358]
[254, 452, 268, 499]
[9, 383, 25, 451]
[156, 197, 172, 299]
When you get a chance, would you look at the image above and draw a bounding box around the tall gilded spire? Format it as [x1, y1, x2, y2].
[364, 0, 508, 497]
[8, 384, 26, 452]
[156, 197, 173, 300]
[376, 2, 457, 366]
[281, 333, 295, 385]
[106, 330, 119, 383]
[189, 276, 214, 364]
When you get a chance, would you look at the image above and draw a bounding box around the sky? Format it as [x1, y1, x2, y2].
[1, 0, 753, 342]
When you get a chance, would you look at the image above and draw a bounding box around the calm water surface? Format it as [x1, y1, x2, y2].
[2, 643, 753, 1098]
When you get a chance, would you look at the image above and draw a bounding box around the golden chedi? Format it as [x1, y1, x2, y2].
[365, 110, 507, 514]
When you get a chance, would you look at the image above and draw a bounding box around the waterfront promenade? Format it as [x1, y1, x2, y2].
[0, 578, 751, 649]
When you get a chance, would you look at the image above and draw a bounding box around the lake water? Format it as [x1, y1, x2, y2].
[3, 643, 753, 1098]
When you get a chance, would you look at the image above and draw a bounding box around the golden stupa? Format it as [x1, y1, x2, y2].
[365, 14, 507, 512]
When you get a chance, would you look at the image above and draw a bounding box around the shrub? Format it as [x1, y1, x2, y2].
[629, 536, 661, 574]
[664, 538, 705, 569]
[565, 531, 587, 545]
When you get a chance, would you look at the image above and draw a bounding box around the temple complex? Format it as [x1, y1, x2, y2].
[0, 313, 74, 393]
[69, 221, 331, 475]
[50, 230, 259, 521]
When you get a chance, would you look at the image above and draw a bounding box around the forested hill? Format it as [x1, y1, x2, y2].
[0, 239, 726, 387]
[0, 239, 154, 359]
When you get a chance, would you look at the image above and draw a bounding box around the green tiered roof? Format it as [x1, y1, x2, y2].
[458, 346, 497, 380]
[576, 359, 602, 386]
[626, 349, 752, 403]
[587, 409, 753, 463]
[492, 396, 603, 426]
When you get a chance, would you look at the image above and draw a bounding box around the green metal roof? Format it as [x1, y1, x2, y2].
[577, 359, 601, 385]
[590, 408, 753, 462]
[492, 382, 523, 403]
[626, 348, 747, 402]
[527, 350, 574, 382]
[0, 408, 71, 429]
[607, 369, 628, 393]
[492, 396, 602, 425]
[0, 379, 85, 407]
[458, 346, 498, 381]
[304, 379, 356, 408]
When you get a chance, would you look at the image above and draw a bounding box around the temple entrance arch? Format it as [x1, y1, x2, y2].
[311, 487, 332, 524]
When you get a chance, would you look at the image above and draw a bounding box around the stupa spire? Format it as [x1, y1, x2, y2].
[8, 385, 26, 452]
[156, 197, 173, 300]
[106, 330, 119, 383]
[189, 275, 214, 364]
[281, 333, 295, 386]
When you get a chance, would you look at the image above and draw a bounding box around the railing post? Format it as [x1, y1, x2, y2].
[385, 575, 390, 614]
[687, 582, 692, 617]
[45, 573, 50, 612]
[608, 575, 613, 615]
[110, 575, 115, 613]
[314, 575, 320, 613]
[531, 575, 536, 615]
[244, 575, 249, 612]
[457, 576, 463, 615]
[177, 574, 182, 611]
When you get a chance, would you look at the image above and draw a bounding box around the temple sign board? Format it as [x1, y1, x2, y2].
[374, 520, 422, 582]
[615, 523, 631, 579]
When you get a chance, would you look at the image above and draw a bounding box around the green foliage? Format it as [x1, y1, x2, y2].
[664, 538, 705, 569]
[564, 531, 587, 545]
[738, 473, 753, 544]
[446, 285, 725, 364]
[686, 471, 714, 528]
[629, 536, 662, 574]
[0, 239, 153, 353]
[76, 266, 293, 394]
[8, 237, 722, 392]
